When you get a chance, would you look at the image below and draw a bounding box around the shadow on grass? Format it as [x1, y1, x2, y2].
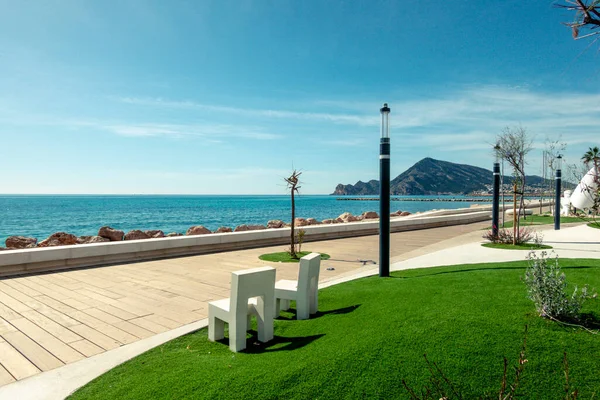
[277, 304, 361, 320]
[215, 332, 325, 354]
[394, 264, 597, 280]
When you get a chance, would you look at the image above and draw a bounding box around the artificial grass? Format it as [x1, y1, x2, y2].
[481, 242, 553, 250]
[492, 215, 585, 229]
[588, 222, 600, 229]
[70, 259, 600, 400]
[258, 251, 330, 263]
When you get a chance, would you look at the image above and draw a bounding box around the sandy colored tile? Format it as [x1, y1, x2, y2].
[69, 339, 104, 358]
[0, 341, 40, 380]
[2, 331, 63, 371]
[19, 310, 82, 344]
[9, 318, 84, 364]
[127, 316, 169, 334]
[113, 321, 154, 339]
[68, 325, 120, 351]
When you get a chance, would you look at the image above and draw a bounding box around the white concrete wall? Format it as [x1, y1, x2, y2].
[0, 210, 490, 277]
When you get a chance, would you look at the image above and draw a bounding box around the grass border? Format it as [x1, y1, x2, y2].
[258, 251, 331, 263]
[481, 242, 553, 251]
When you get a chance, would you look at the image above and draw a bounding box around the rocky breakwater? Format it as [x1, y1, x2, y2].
[1, 209, 413, 250]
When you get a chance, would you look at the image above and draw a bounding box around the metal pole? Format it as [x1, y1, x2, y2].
[555, 168, 561, 230]
[379, 103, 390, 278]
[492, 162, 500, 237]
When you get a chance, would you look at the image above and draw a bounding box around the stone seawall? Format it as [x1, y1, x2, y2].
[0, 210, 491, 278]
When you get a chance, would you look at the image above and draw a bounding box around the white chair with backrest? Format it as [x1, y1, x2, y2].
[208, 266, 276, 352]
[275, 252, 321, 320]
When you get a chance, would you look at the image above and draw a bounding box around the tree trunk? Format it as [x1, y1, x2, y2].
[513, 182, 517, 246]
[290, 189, 296, 257]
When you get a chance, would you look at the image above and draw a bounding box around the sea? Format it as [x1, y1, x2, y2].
[0, 195, 487, 245]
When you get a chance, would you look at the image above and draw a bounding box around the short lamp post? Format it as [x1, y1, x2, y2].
[379, 103, 391, 278]
[492, 144, 501, 238]
[555, 155, 562, 230]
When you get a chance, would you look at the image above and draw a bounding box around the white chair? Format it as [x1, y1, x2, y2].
[275, 252, 321, 320]
[208, 266, 276, 352]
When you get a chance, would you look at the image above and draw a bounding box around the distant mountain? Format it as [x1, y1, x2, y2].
[332, 157, 547, 195]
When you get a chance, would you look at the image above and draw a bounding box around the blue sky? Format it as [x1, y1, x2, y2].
[0, 0, 599, 194]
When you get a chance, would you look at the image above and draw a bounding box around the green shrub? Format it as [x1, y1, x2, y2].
[524, 251, 595, 320]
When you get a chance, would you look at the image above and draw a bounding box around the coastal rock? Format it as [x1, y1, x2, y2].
[267, 220, 285, 229]
[186, 226, 212, 235]
[5, 236, 37, 249]
[124, 230, 150, 240]
[294, 218, 309, 227]
[98, 226, 124, 242]
[337, 212, 359, 223]
[214, 227, 233, 233]
[247, 224, 266, 231]
[234, 225, 250, 232]
[77, 236, 110, 244]
[306, 218, 321, 225]
[321, 219, 336, 224]
[400, 211, 411, 216]
[390, 210, 402, 217]
[361, 211, 379, 219]
[0, 247, 6, 251]
[145, 230, 165, 238]
[166, 232, 183, 237]
[38, 232, 77, 247]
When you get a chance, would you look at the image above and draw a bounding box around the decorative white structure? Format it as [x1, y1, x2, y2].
[570, 166, 599, 210]
[561, 190, 572, 216]
[275, 252, 321, 320]
[208, 266, 276, 352]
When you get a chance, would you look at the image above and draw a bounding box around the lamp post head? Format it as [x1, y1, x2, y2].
[380, 103, 390, 139]
[494, 143, 501, 163]
[557, 154, 563, 170]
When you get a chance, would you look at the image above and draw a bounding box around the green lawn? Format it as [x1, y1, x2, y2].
[258, 251, 331, 263]
[70, 259, 600, 399]
[589, 222, 600, 229]
[493, 214, 585, 229]
[482, 242, 553, 250]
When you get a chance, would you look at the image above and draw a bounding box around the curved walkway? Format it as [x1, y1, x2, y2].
[2, 222, 597, 399]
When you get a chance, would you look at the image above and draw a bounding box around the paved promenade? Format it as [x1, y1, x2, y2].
[0, 222, 487, 391]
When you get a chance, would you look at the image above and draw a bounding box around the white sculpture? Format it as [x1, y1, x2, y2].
[570, 166, 599, 210]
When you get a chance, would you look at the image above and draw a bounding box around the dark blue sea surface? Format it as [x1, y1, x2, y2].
[0, 195, 486, 244]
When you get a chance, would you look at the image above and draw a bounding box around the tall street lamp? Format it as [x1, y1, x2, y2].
[492, 144, 501, 238]
[555, 154, 562, 230]
[379, 103, 391, 278]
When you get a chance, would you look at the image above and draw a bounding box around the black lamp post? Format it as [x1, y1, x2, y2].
[555, 155, 562, 230]
[492, 144, 501, 238]
[379, 103, 391, 278]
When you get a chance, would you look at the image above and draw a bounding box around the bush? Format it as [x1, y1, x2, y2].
[524, 251, 595, 320]
[483, 227, 534, 245]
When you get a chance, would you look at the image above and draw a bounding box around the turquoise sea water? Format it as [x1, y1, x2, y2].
[0, 195, 486, 245]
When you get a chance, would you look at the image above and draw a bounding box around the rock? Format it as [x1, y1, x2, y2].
[214, 227, 233, 233]
[166, 232, 183, 237]
[267, 220, 285, 229]
[234, 225, 250, 232]
[321, 219, 336, 224]
[124, 230, 150, 240]
[5, 236, 37, 249]
[38, 232, 77, 247]
[77, 236, 110, 244]
[294, 218, 309, 227]
[400, 211, 411, 216]
[98, 226, 124, 241]
[247, 224, 266, 231]
[186, 226, 212, 235]
[337, 212, 359, 223]
[0, 247, 6, 251]
[361, 211, 379, 219]
[306, 218, 321, 225]
[390, 211, 401, 217]
[145, 230, 165, 238]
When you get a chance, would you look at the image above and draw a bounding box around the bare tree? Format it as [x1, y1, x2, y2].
[495, 126, 533, 245]
[557, 0, 600, 40]
[284, 170, 302, 258]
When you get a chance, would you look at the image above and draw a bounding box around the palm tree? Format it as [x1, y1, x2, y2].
[582, 146, 600, 170]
